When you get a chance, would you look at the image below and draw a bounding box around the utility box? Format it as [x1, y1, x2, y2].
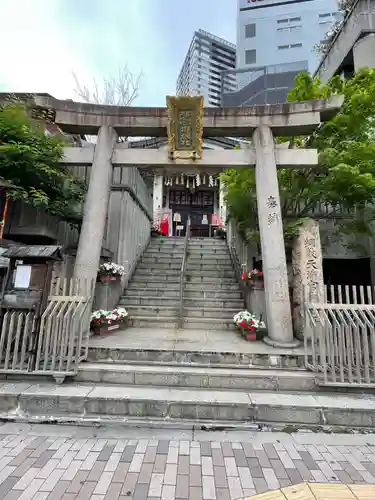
[0, 245, 63, 314]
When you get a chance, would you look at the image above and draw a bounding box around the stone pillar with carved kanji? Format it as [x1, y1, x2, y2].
[292, 218, 325, 340]
[253, 126, 298, 347]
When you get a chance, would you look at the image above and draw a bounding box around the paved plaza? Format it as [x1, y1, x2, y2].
[0, 424, 374, 499]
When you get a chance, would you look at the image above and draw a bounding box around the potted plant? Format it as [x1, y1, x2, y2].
[98, 262, 125, 283]
[241, 268, 263, 289]
[90, 307, 129, 336]
[233, 310, 267, 341]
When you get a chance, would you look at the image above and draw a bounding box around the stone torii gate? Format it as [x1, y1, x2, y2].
[34, 94, 343, 347]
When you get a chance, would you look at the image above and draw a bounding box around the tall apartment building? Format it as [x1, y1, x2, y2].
[176, 29, 236, 107]
[222, 0, 340, 107]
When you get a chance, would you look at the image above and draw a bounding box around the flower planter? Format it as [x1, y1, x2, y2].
[92, 317, 128, 336]
[99, 275, 120, 284]
[250, 280, 264, 290]
[239, 326, 267, 341]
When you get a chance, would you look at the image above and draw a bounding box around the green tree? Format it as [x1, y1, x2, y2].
[222, 69, 375, 245]
[0, 103, 85, 222]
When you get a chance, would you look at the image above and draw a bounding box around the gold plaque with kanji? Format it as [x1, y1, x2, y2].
[166, 96, 204, 160]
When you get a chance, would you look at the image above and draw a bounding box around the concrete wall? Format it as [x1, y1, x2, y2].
[316, 0, 375, 82]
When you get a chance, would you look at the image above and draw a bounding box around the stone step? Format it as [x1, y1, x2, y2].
[184, 307, 238, 319]
[186, 270, 236, 278]
[138, 262, 181, 270]
[3, 382, 374, 429]
[187, 257, 232, 264]
[184, 298, 244, 308]
[128, 316, 179, 328]
[87, 343, 304, 368]
[185, 278, 239, 286]
[186, 264, 234, 271]
[120, 296, 180, 307]
[142, 256, 183, 264]
[123, 288, 180, 297]
[185, 290, 242, 299]
[135, 268, 180, 276]
[127, 305, 179, 317]
[183, 318, 235, 330]
[128, 282, 180, 290]
[77, 363, 316, 392]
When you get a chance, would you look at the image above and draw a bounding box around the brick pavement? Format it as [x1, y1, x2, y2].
[0, 424, 374, 499]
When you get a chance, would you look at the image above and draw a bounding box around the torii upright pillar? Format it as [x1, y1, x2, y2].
[253, 126, 298, 347]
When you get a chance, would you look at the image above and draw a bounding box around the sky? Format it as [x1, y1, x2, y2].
[0, 0, 237, 106]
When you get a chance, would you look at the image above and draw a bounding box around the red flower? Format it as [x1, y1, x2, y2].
[241, 272, 246, 281]
[250, 326, 255, 331]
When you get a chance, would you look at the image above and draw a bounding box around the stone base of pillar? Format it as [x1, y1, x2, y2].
[263, 335, 300, 349]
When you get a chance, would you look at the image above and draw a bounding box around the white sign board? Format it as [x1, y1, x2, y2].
[14, 265, 32, 289]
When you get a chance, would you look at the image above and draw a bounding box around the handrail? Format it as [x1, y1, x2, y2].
[178, 218, 190, 329]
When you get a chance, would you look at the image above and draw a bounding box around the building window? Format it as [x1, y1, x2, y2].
[291, 43, 302, 48]
[278, 45, 289, 50]
[319, 13, 331, 18]
[289, 16, 301, 22]
[290, 25, 302, 32]
[277, 18, 288, 24]
[245, 23, 256, 38]
[245, 49, 256, 64]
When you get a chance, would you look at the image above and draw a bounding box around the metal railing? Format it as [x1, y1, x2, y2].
[305, 284, 375, 387]
[178, 218, 190, 329]
[0, 277, 94, 382]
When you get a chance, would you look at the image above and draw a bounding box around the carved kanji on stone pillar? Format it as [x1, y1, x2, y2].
[292, 218, 325, 340]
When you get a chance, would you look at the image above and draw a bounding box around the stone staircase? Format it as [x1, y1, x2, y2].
[120, 237, 244, 330]
[183, 238, 244, 330]
[1, 346, 374, 430]
[119, 237, 184, 328]
[1, 238, 371, 430]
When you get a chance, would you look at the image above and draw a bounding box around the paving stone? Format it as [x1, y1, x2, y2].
[120, 446, 136, 462]
[80, 452, 99, 471]
[216, 488, 230, 500]
[227, 476, 243, 500]
[164, 463, 177, 485]
[212, 449, 224, 467]
[221, 443, 233, 458]
[298, 450, 319, 470]
[200, 443, 212, 457]
[143, 446, 157, 463]
[286, 467, 303, 485]
[293, 459, 314, 481]
[0, 476, 18, 497]
[256, 450, 271, 468]
[238, 466, 254, 489]
[213, 466, 228, 489]
[161, 484, 175, 500]
[242, 443, 256, 458]
[11, 458, 37, 478]
[148, 473, 163, 497]
[233, 449, 248, 467]
[263, 444, 279, 460]
[8, 450, 33, 468]
[133, 483, 149, 500]
[201, 457, 214, 476]
[156, 441, 170, 455]
[224, 457, 238, 477]
[189, 486, 203, 500]
[263, 468, 280, 491]
[76, 481, 96, 500]
[177, 455, 190, 476]
[112, 462, 129, 483]
[65, 470, 89, 494]
[120, 472, 139, 496]
[44, 480, 70, 500]
[87, 462, 106, 482]
[138, 463, 153, 484]
[269, 459, 289, 479]
[98, 446, 115, 462]
[176, 474, 189, 499]
[190, 465, 202, 487]
[153, 454, 167, 474]
[202, 475, 216, 500]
